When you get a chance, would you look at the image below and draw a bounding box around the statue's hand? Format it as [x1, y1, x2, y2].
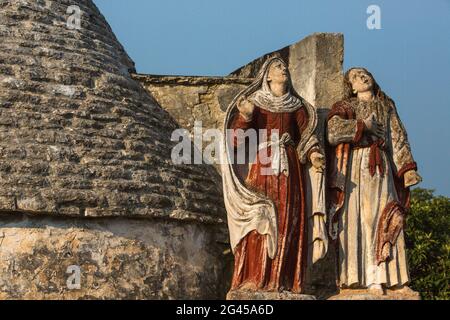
[363, 113, 385, 139]
[237, 96, 255, 121]
[404, 170, 422, 187]
[310, 151, 325, 173]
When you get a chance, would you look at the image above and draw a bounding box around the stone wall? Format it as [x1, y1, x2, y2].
[133, 75, 253, 135]
[0, 213, 231, 299]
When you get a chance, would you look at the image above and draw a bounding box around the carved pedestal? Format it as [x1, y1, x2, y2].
[328, 289, 421, 300]
[227, 290, 316, 300]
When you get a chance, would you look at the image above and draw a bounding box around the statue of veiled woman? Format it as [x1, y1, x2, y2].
[221, 56, 328, 296]
[327, 67, 422, 297]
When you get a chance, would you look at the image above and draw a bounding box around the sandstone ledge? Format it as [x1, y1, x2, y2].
[227, 290, 316, 300]
[328, 288, 421, 300]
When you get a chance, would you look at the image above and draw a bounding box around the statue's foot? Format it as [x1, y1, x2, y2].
[388, 285, 418, 296]
[368, 284, 385, 295]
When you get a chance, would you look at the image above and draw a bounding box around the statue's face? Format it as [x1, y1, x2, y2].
[348, 69, 374, 93]
[267, 60, 289, 85]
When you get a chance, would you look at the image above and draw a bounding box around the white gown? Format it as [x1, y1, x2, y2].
[338, 147, 409, 287]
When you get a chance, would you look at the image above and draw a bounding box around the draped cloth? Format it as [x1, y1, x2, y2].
[221, 57, 327, 292]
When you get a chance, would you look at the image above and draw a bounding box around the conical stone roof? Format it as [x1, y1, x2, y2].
[0, 0, 224, 222]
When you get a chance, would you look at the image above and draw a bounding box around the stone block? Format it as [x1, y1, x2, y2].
[227, 290, 316, 300]
[0, 214, 232, 300]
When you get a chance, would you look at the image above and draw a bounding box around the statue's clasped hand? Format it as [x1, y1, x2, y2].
[364, 113, 385, 140]
[237, 96, 255, 122]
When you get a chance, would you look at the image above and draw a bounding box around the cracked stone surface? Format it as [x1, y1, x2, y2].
[0, 214, 231, 299]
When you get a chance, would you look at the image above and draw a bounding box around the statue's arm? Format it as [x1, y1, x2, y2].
[327, 115, 365, 146]
[229, 108, 257, 148]
[389, 105, 419, 184]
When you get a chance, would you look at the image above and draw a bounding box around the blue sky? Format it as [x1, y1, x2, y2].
[94, 0, 450, 196]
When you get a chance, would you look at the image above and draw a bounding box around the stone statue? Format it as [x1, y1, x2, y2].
[221, 56, 328, 298]
[326, 67, 422, 298]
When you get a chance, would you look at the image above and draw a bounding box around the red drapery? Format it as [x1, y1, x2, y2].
[229, 106, 310, 293]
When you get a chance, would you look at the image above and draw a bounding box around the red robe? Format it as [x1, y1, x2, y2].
[229, 106, 312, 293]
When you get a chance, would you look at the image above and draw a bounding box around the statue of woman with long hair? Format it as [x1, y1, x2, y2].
[221, 56, 328, 296]
[327, 67, 422, 297]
